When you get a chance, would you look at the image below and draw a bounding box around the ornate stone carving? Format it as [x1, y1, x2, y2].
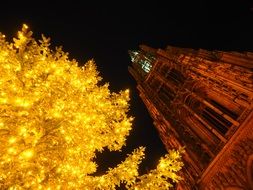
[129, 44, 253, 190]
[204, 139, 253, 189]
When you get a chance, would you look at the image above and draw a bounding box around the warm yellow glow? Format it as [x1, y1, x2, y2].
[7, 147, 17, 155]
[23, 23, 28, 29]
[8, 136, 17, 144]
[0, 25, 183, 189]
[20, 149, 34, 160]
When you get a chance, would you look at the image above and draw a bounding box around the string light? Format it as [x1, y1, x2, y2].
[0, 24, 183, 189]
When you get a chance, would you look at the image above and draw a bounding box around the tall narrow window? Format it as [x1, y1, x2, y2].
[158, 86, 176, 105]
[139, 59, 152, 73]
[167, 68, 185, 85]
[202, 107, 232, 135]
[210, 99, 239, 120]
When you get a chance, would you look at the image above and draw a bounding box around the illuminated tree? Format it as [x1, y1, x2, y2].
[0, 25, 184, 189]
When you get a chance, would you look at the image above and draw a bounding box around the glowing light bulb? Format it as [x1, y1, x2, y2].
[8, 136, 17, 144]
[20, 149, 34, 160]
[8, 147, 17, 155]
[23, 24, 28, 29]
[0, 25, 183, 190]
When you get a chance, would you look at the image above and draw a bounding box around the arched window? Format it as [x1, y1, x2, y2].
[184, 95, 204, 114]
[166, 68, 186, 85]
[158, 85, 176, 105]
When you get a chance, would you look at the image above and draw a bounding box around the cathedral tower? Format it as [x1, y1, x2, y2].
[129, 45, 253, 189]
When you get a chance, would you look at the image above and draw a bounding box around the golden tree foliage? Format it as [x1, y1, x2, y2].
[0, 25, 184, 189]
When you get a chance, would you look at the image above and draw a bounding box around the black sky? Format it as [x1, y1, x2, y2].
[0, 0, 252, 176]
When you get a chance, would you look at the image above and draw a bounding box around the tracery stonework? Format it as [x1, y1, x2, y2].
[199, 110, 253, 190]
[201, 139, 253, 190]
[129, 45, 253, 189]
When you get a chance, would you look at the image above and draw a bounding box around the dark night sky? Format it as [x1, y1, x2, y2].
[0, 1, 252, 176]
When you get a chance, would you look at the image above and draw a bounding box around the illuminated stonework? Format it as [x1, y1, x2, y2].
[129, 44, 253, 189]
[129, 50, 153, 73]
